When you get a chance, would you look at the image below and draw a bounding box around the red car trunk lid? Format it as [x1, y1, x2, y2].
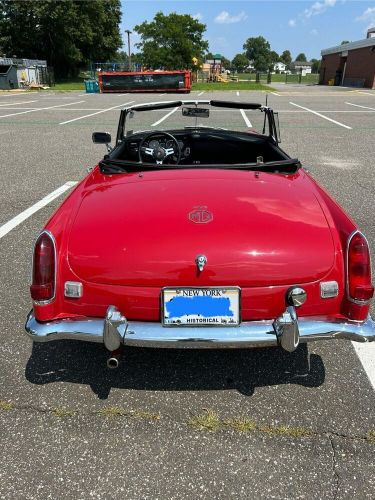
[68, 171, 334, 287]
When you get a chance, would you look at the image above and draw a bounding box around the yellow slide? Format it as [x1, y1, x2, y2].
[216, 74, 228, 83]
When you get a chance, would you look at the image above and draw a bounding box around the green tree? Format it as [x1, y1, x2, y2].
[0, 0, 122, 78]
[135, 12, 208, 70]
[221, 56, 231, 69]
[243, 36, 275, 72]
[311, 58, 321, 73]
[295, 52, 307, 62]
[269, 50, 279, 70]
[280, 50, 292, 66]
[232, 53, 249, 72]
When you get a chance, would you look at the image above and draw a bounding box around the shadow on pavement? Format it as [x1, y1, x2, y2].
[25, 341, 325, 399]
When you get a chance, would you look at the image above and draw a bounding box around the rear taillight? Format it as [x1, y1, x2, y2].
[30, 231, 56, 303]
[347, 231, 374, 303]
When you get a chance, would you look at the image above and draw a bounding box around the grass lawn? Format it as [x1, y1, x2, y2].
[235, 72, 319, 84]
[53, 78, 86, 91]
[192, 81, 275, 91]
[50, 79, 274, 93]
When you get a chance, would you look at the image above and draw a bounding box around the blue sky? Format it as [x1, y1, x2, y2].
[120, 0, 375, 60]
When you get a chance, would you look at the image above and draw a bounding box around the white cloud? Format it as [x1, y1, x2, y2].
[304, 0, 337, 19]
[193, 13, 203, 21]
[214, 11, 248, 24]
[288, 19, 296, 27]
[356, 6, 375, 31]
[310, 29, 319, 36]
[356, 7, 375, 21]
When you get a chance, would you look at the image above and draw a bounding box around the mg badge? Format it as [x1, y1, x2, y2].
[196, 255, 207, 272]
[188, 206, 213, 224]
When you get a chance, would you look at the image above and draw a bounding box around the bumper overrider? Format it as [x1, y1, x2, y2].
[25, 305, 375, 353]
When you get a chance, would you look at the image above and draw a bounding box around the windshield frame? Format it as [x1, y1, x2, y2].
[115, 100, 280, 146]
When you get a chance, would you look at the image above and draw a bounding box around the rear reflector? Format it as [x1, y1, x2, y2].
[64, 281, 83, 298]
[320, 281, 338, 298]
[30, 231, 56, 303]
[347, 232, 374, 303]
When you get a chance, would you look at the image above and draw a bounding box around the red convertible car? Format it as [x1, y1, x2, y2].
[25, 100, 375, 369]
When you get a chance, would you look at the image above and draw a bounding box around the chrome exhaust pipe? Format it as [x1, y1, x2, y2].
[106, 348, 122, 369]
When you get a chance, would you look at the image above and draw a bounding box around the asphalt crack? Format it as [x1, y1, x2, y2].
[1, 401, 375, 447]
[329, 435, 340, 499]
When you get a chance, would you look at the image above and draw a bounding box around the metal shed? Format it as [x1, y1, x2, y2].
[0, 58, 53, 90]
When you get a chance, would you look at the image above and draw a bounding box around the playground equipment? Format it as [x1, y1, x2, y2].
[201, 54, 229, 83]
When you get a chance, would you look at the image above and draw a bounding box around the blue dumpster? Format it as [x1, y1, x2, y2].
[84, 80, 99, 93]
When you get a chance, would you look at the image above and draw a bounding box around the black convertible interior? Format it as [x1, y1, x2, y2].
[106, 129, 295, 168]
[96, 101, 301, 174]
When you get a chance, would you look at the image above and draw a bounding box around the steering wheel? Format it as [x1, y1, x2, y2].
[138, 132, 181, 165]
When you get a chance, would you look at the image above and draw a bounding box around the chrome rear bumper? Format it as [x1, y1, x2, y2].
[25, 306, 375, 351]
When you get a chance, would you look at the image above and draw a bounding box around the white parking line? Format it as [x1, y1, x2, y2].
[240, 108, 252, 127]
[352, 343, 375, 391]
[270, 92, 281, 96]
[0, 100, 38, 107]
[159, 93, 166, 96]
[151, 106, 179, 126]
[59, 100, 135, 125]
[0, 101, 85, 119]
[289, 102, 352, 130]
[0, 93, 34, 98]
[0, 182, 78, 239]
[236, 92, 240, 97]
[345, 102, 375, 111]
[198, 91, 205, 96]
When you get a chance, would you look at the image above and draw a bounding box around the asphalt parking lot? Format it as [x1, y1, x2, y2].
[0, 85, 375, 499]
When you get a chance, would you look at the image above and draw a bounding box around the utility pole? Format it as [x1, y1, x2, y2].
[125, 30, 132, 71]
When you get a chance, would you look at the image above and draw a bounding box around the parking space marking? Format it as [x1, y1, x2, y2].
[352, 343, 375, 391]
[239, 108, 252, 128]
[0, 92, 34, 98]
[289, 102, 352, 129]
[236, 92, 240, 96]
[270, 92, 281, 96]
[0, 182, 78, 239]
[0, 100, 38, 107]
[0, 101, 85, 120]
[345, 102, 375, 111]
[59, 100, 135, 125]
[198, 91, 205, 96]
[151, 106, 179, 126]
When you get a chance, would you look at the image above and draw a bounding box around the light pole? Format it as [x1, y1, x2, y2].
[125, 30, 132, 71]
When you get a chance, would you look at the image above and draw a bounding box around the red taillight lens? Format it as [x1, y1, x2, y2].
[30, 232, 56, 302]
[348, 232, 374, 302]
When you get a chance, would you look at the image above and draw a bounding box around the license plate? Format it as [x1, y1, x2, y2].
[162, 287, 240, 326]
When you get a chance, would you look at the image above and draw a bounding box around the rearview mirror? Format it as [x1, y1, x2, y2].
[92, 132, 112, 144]
[182, 107, 209, 118]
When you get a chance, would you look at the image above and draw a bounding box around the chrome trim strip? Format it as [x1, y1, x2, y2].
[25, 310, 375, 349]
[31, 230, 57, 306]
[346, 230, 373, 306]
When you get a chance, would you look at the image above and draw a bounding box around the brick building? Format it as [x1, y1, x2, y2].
[320, 28, 375, 88]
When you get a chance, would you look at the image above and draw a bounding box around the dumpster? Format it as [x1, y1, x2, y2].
[84, 79, 100, 93]
[98, 71, 191, 93]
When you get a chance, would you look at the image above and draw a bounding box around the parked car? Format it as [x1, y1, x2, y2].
[25, 100, 375, 369]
